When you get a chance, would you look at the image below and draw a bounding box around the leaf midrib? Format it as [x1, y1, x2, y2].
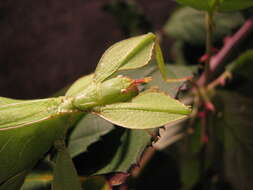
[97, 103, 191, 115]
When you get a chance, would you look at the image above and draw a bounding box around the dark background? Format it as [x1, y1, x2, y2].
[0, 0, 176, 99]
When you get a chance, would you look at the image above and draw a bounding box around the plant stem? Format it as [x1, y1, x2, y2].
[207, 71, 231, 90]
[206, 12, 213, 70]
[202, 11, 214, 85]
[210, 16, 253, 71]
[198, 15, 253, 86]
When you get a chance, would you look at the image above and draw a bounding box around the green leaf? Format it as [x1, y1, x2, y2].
[94, 33, 156, 82]
[178, 123, 202, 190]
[71, 127, 152, 175]
[214, 91, 253, 190]
[0, 97, 73, 185]
[226, 49, 253, 81]
[180, 155, 200, 190]
[52, 144, 82, 190]
[94, 92, 191, 129]
[176, 0, 253, 12]
[68, 114, 114, 158]
[95, 129, 152, 174]
[218, 0, 253, 12]
[164, 7, 243, 45]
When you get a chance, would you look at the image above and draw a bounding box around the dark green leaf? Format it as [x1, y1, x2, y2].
[219, 0, 253, 12]
[216, 91, 253, 190]
[52, 145, 82, 190]
[164, 7, 243, 45]
[180, 155, 200, 190]
[95, 129, 151, 174]
[68, 114, 114, 158]
[226, 49, 253, 81]
[178, 123, 202, 190]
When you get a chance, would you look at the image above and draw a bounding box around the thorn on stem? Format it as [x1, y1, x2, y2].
[199, 54, 209, 63]
[199, 48, 219, 63]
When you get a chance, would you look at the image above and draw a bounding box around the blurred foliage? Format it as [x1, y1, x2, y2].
[164, 7, 245, 66]
[164, 7, 244, 45]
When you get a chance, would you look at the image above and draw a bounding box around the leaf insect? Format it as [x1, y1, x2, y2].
[0, 33, 191, 189]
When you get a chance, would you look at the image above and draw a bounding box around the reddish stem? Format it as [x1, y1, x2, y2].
[197, 16, 253, 86]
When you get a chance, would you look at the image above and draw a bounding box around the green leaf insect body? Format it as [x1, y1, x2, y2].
[72, 76, 139, 110]
[0, 33, 191, 189]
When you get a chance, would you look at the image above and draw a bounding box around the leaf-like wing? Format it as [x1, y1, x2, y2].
[94, 92, 191, 129]
[94, 33, 156, 83]
[0, 97, 73, 186]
